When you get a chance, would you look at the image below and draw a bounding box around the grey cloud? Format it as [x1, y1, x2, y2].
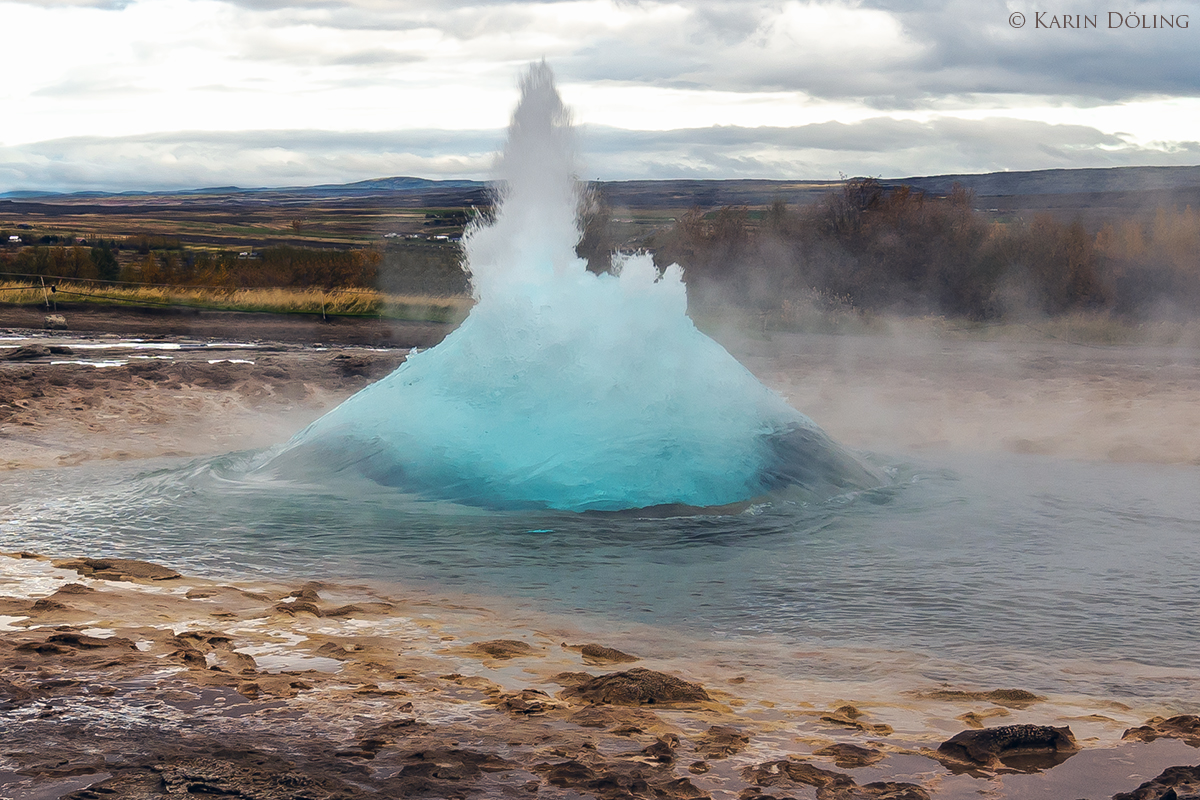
[576, 117, 1194, 178]
[328, 49, 423, 67]
[0, 129, 503, 193]
[3, 117, 1194, 193]
[229, 37, 426, 68]
[826, 0, 1200, 102]
[19, 0, 1196, 106]
[564, 0, 1200, 107]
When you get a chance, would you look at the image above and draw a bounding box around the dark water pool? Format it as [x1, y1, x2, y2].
[2, 448, 1198, 704]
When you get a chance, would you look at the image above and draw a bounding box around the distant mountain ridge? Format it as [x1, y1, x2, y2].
[890, 165, 1200, 197]
[3, 164, 1199, 208]
[0, 176, 489, 201]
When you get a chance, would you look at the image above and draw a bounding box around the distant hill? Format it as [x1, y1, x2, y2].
[4, 165, 1199, 222]
[889, 165, 1200, 197]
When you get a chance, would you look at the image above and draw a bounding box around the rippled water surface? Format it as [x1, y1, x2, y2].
[2, 449, 1198, 703]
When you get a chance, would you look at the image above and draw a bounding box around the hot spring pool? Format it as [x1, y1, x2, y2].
[3, 447, 1198, 709]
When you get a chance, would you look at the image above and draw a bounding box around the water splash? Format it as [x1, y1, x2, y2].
[267, 63, 879, 511]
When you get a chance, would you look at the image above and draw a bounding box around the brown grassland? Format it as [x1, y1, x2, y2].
[2, 179, 1199, 337]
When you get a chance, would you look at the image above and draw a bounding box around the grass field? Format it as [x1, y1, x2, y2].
[0, 281, 473, 323]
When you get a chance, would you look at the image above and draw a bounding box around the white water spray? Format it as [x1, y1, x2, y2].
[271, 63, 877, 511]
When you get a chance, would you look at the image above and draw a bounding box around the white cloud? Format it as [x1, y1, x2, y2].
[0, 0, 1196, 191]
[0, 130, 500, 192]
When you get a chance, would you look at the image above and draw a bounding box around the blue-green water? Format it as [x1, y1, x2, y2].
[3, 449, 1198, 704]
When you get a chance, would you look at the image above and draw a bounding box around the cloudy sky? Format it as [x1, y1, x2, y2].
[1, 0, 1197, 192]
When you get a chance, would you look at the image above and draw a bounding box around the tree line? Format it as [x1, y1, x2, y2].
[6, 186, 1199, 319]
[645, 179, 1200, 320]
[0, 237, 477, 296]
[1, 243, 381, 290]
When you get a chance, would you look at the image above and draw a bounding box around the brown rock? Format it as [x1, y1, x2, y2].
[551, 671, 595, 686]
[563, 642, 640, 664]
[46, 632, 137, 650]
[642, 734, 680, 763]
[398, 748, 514, 780]
[288, 583, 323, 602]
[30, 598, 70, 612]
[80, 745, 370, 800]
[172, 648, 208, 667]
[534, 756, 667, 798]
[350, 685, 409, 698]
[1123, 715, 1200, 747]
[0, 676, 41, 709]
[936, 724, 1078, 770]
[53, 583, 96, 595]
[655, 777, 710, 799]
[566, 705, 661, 734]
[813, 743, 885, 769]
[819, 710, 893, 736]
[272, 600, 323, 616]
[563, 667, 711, 707]
[738, 791, 796, 800]
[825, 782, 931, 800]
[742, 759, 855, 789]
[695, 725, 751, 759]
[496, 689, 558, 716]
[1, 344, 51, 361]
[175, 630, 235, 649]
[469, 639, 537, 658]
[15, 640, 67, 654]
[539, 759, 596, 788]
[1112, 765, 1200, 800]
[207, 650, 258, 673]
[910, 688, 1043, 709]
[315, 641, 357, 658]
[325, 602, 393, 617]
[52, 557, 180, 581]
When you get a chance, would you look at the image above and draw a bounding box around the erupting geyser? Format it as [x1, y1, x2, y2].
[268, 63, 879, 511]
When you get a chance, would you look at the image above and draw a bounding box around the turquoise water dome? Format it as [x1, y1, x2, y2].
[267, 64, 880, 511]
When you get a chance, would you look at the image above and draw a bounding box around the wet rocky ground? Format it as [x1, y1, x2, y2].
[0, 329, 408, 469]
[1, 552, 1199, 800]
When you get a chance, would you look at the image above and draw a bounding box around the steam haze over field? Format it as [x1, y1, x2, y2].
[1, 0, 1198, 191]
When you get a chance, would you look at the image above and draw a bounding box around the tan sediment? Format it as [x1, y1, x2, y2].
[0, 339, 405, 470]
[2, 551, 1198, 799]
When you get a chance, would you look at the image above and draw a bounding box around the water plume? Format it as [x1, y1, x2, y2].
[267, 63, 879, 511]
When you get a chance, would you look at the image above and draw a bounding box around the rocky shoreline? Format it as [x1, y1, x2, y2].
[1, 330, 407, 470]
[1, 551, 1199, 800]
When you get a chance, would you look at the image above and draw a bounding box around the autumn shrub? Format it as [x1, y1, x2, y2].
[648, 179, 1200, 321]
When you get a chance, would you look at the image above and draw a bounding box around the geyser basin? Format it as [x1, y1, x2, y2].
[267, 64, 879, 510]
